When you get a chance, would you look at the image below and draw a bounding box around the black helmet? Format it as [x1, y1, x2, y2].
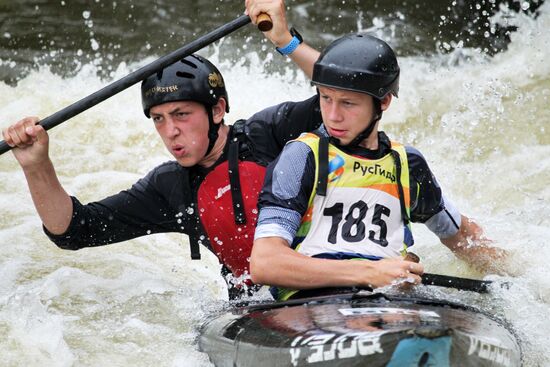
[312, 33, 399, 99]
[141, 54, 229, 117]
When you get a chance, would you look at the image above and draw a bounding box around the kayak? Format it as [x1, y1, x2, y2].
[198, 290, 521, 367]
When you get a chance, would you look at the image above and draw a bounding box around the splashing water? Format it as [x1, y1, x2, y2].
[1, 2, 549, 366]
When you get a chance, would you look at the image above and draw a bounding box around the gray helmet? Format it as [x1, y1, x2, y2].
[141, 54, 229, 117]
[312, 33, 399, 99]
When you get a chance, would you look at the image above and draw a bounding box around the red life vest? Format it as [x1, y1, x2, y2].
[197, 160, 266, 281]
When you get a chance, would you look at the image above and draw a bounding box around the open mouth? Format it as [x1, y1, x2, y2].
[172, 145, 186, 158]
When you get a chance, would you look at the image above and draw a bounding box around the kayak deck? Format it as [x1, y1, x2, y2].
[199, 291, 521, 367]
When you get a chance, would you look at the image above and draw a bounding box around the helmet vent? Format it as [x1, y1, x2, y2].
[181, 59, 198, 69]
[190, 54, 205, 64]
[176, 71, 196, 79]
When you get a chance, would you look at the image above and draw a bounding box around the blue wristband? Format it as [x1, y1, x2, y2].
[276, 36, 301, 56]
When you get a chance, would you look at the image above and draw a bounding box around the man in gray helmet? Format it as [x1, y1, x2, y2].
[1, 0, 323, 299]
[251, 34, 508, 301]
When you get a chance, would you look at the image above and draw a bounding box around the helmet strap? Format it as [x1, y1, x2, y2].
[335, 99, 383, 148]
[205, 106, 221, 157]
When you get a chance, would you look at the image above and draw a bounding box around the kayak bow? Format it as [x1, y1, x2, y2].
[199, 291, 521, 367]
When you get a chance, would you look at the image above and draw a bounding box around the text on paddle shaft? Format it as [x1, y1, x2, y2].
[323, 201, 390, 246]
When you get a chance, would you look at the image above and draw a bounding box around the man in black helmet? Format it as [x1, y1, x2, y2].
[251, 34, 508, 301]
[1, 0, 324, 299]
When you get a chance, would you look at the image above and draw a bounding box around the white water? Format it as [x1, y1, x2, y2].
[1, 3, 549, 366]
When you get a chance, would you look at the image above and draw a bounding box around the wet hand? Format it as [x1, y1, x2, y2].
[366, 258, 424, 289]
[2, 116, 50, 168]
[245, 0, 292, 47]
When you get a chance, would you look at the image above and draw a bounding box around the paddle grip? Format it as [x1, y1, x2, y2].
[257, 13, 273, 31]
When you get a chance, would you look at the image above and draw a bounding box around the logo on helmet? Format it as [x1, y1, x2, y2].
[144, 85, 179, 98]
[208, 72, 225, 88]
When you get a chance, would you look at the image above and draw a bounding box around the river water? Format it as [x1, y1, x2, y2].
[0, 1, 549, 366]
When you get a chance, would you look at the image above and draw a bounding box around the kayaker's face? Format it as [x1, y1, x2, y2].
[150, 100, 224, 167]
[319, 86, 391, 146]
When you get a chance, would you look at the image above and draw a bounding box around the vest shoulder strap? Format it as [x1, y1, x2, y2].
[228, 122, 248, 224]
[179, 168, 202, 260]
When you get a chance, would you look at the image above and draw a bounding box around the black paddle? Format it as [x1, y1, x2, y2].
[276, 274, 502, 302]
[422, 272, 507, 293]
[0, 14, 272, 156]
[403, 253, 503, 293]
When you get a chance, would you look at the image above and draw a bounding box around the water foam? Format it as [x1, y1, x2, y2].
[1, 3, 549, 365]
